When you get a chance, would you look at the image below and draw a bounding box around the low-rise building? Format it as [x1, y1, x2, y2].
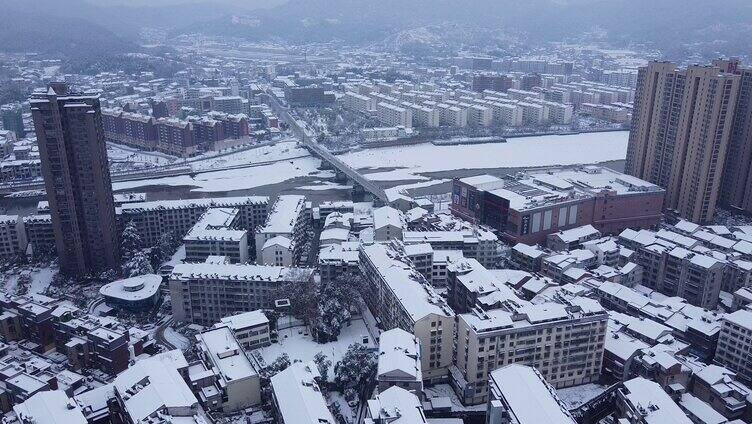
[98, 274, 161, 312]
[615, 377, 691, 424]
[193, 326, 261, 412]
[377, 328, 423, 395]
[217, 309, 271, 350]
[486, 364, 576, 424]
[270, 361, 335, 424]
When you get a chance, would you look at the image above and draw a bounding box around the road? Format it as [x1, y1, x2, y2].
[154, 316, 177, 350]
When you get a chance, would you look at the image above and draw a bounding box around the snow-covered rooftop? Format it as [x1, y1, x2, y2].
[377, 328, 421, 382]
[270, 362, 335, 424]
[99, 274, 161, 302]
[489, 364, 576, 424]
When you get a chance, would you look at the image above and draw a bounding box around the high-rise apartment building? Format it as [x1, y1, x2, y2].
[715, 59, 752, 214]
[625, 61, 741, 223]
[30, 83, 120, 276]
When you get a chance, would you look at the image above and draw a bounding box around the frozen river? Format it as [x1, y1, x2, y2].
[339, 130, 629, 181]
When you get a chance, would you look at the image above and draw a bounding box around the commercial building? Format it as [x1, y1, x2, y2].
[98, 274, 162, 312]
[30, 83, 120, 275]
[359, 242, 455, 383]
[486, 365, 576, 424]
[625, 61, 741, 223]
[183, 207, 248, 263]
[169, 257, 314, 325]
[451, 167, 664, 245]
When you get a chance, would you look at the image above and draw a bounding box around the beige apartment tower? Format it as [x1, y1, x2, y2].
[625, 61, 740, 224]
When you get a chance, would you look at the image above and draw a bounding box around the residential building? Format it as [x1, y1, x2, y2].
[193, 326, 261, 412]
[454, 288, 607, 404]
[715, 309, 752, 383]
[365, 386, 430, 424]
[615, 377, 691, 424]
[118, 196, 268, 247]
[359, 243, 455, 383]
[625, 61, 741, 223]
[255, 195, 308, 266]
[217, 309, 271, 350]
[270, 361, 335, 424]
[0, 215, 27, 259]
[377, 328, 423, 395]
[183, 207, 248, 263]
[169, 257, 314, 325]
[486, 365, 576, 424]
[30, 83, 120, 275]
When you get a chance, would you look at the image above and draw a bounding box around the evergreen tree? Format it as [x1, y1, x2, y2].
[120, 221, 142, 262]
[122, 250, 153, 277]
[334, 343, 376, 398]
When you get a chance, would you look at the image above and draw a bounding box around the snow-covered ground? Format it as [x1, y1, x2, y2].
[1, 264, 57, 295]
[257, 317, 375, 381]
[190, 141, 309, 172]
[114, 157, 331, 192]
[163, 327, 191, 350]
[340, 131, 629, 181]
[423, 384, 486, 412]
[107, 143, 175, 172]
[556, 383, 609, 409]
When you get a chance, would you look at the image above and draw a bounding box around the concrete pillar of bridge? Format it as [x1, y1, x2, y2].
[334, 170, 348, 183]
[351, 183, 366, 202]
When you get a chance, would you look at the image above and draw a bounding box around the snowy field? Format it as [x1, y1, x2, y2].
[114, 157, 332, 192]
[257, 317, 375, 380]
[340, 131, 629, 181]
[107, 143, 175, 172]
[296, 181, 353, 191]
[190, 141, 309, 172]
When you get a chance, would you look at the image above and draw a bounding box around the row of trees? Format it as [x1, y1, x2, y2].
[259, 343, 377, 405]
[274, 271, 365, 343]
[120, 221, 182, 278]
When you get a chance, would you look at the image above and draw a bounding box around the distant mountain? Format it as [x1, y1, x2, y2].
[0, 7, 137, 57]
[175, 0, 752, 54]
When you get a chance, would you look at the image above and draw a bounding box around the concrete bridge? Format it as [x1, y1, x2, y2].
[265, 92, 388, 204]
